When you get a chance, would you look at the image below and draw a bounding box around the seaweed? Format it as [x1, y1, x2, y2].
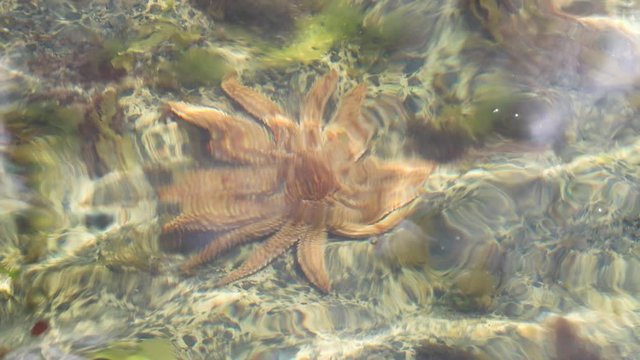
[155, 47, 230, 89]
[3, 102, 83, 144]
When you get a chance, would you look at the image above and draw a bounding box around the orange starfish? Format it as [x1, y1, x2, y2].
[160, 70, 435, 292]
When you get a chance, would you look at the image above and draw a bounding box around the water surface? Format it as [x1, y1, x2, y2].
[1, 1, 640, 359]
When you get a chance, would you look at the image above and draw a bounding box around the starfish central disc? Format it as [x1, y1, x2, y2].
[286, 153, 337, 201]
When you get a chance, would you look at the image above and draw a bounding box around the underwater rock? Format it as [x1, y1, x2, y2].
[414, 342, 480, 360]
[448, 269, 497, 313]
[550, 316, 601, 360]
[372, 220, 430, 268]
[155, 47, 230, 90]
[407, 113, 477, 163]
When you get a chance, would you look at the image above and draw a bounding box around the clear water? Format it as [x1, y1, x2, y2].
[1, 1, 640, 359]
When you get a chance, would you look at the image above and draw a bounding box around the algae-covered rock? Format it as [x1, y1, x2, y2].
[261, 0, 364, 67]
[172, 47, 229, 87]
[111, 19, 202, 73]
[373, 221, 430, 269]
[125, 20, 201, 55]
[448, 269, 497, 313]
[155, 47, 230, 89]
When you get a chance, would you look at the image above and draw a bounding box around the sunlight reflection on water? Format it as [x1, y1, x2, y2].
[1, 1, 640, 359]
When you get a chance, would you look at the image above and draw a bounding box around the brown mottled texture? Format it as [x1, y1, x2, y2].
[414, 342, 480, 360]
[552, 317, 601, 360]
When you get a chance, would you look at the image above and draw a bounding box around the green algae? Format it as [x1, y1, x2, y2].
[149, 0, 432, 74]
[111, 20, 201, 73]
[156, 47, 230, 89]
[88, 338, 177, 360]
[161, 0, 176, 13]
[3, 102, 83, 144]
[181, 0, 435, 73]
[427, 83, 527, 143]
[127, 20, 200, 54]
[174, 48, 228, 86]
[413, 86, 551, 161]
[261, 0, 363, 67]
[0, 264, 19, 280]
[106, 16, 234, 89]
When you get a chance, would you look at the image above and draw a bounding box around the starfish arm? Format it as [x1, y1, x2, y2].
[297, 227, 331, 292]
[327, 157, 433, 235]
[214, 222, 303, 288]
[221, 75, 296, 140]
[328, 197, 422, 238]
[180, 216, 286, 273]
[157, 165, 283, 203]
[301, 69, 338, 149]
[323, 83, 375, 163]
[168, 101, 278, 164]
[162, 192, 286, 233]
[337, 157, 434, 213]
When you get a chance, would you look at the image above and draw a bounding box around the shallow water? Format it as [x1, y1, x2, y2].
[1, 0, 640, 359]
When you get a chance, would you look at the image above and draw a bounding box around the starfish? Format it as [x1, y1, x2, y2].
[159, 70, 435, 292]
